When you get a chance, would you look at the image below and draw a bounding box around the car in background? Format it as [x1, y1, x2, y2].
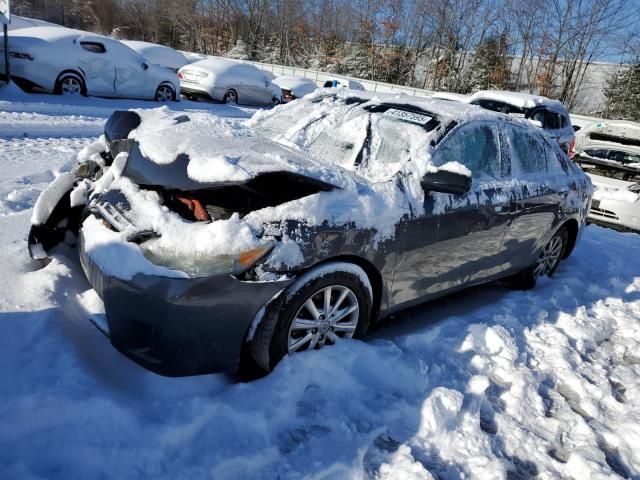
[5, 27, 179, 101]
[28, 91, 591, 376]
[178, 57, 281, 106]
[431, 92, 468, 102]
[468, 90, 576, 157]
[121, 40, 189, 72]
[575, 120, 640, 232]
[7, 15, 61, 31]
[272, 75, 318, 102]
[322, 78, 365, 90]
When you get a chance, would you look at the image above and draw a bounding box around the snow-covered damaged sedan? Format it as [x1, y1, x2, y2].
[28, 91, 592, 376]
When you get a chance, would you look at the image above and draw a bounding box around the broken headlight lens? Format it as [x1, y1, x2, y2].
[139, 240, 275, 277]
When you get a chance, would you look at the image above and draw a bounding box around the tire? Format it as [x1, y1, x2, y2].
[223, 89, 238, 104]
[271, 97, 281, 106]
[155, 84, 175, 102]
[54, 72, 86, 96]
[249, 262, 373, 372]
[508, 226, 568, 290]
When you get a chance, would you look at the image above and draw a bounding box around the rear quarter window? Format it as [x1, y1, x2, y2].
[80, 41, 106, 53]
[506, 126, 548, 175]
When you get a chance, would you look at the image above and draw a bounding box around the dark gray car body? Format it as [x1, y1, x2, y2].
[30, 92, 592, 376]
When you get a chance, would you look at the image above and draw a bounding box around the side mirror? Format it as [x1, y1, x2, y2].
[142, 62, 149, 71]
[421, 170, 471, 195]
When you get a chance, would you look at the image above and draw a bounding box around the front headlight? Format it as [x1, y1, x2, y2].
[140, 240, 275, 277]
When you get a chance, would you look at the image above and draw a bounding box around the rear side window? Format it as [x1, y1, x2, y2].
[472, 99, 524, 115]
[544, 111, 561, 130]
[80, 41, 106, 53]
[433, 123, 502, 180]
[506, 127, 547, 174]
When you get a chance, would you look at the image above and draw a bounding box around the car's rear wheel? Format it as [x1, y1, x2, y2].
[509, 226, 568, 290]
[155, 84, 175, 102]
[54, 73, 85, 96]
[223, 89, 238, 104]
[249, 262, 372, 372]
[270, 97, 281, 106]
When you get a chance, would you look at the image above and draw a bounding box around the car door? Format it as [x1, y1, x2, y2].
[499, 124, 564, 271]
[391, 121, 512, 307]
[76, 39, 115, 95]
[109, 41, 152, 99]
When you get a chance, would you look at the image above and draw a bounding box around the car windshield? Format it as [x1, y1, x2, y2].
[584, 148, 640, 166]
[256, 97, 438, 182]
[578, 150, 640, 183]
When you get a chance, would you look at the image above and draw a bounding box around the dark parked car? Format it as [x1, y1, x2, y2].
[28, 91, 592, 376]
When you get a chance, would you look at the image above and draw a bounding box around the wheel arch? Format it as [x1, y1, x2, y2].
[309, 254, 384, 324]
[54, 69, 86, 93]
[560, 218, 579, 259]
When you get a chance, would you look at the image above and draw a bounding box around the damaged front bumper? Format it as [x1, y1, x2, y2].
[78, 229, 292, 376]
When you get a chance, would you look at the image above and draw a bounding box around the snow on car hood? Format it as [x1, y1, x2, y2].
[587, 173, 639, 204]
[125, 107, 352, 190]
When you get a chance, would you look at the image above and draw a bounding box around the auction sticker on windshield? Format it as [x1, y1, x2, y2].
[384, 108, 432, 125]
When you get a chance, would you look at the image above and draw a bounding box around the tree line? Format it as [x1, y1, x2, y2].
[11, 0, 640, 118]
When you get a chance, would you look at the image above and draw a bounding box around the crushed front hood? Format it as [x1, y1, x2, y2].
[121, 136, 344, 192]
[117, 108, 353, 192]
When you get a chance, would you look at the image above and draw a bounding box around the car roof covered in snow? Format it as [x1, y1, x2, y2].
[8, 26, 106, 42]
[181, 57, 265, 76]
[468, 90, 569, 114]
[121, 40, 189, 70]
[273, 76, 317, 88]
[313, 88, 500, 122]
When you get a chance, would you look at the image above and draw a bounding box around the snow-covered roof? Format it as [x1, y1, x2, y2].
[7, 15, 62, 31]
[8, 26, 98, 42]
[121, 40, 189, 70]
[317, 89, 494, 121]
[468, 90, 569, 114]
[181, 57, 268, 80]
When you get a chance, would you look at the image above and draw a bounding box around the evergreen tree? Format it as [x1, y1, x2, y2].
[226, 38, 251, 60]
[467, 34, 509, 92]
[605, 61, 640, 121]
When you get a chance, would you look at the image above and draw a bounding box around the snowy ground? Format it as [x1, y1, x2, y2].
[1, 85, 640, 480]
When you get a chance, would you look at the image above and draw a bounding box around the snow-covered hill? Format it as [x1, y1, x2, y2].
[1, 86, 639, 479]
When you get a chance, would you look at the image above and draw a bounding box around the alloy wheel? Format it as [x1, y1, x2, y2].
[60, 77, 82, 95]
[287, 285, 359, 354]
[155, 85, 174, 102]
[224, 90, 237, 104]
[534, 235, 564, 277]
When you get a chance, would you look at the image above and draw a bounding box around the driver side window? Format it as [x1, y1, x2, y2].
[433, 123, 502, 180]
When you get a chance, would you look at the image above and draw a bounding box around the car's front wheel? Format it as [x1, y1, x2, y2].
[509, 226, 568, 290]
[249, 262, 373, 372]
[155, 84, 175, 102]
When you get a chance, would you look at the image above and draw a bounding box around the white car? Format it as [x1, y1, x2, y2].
[431, 92, 469, 102]
[121, 40, 189, 72]
[322, 78, 365, 90]
[468, 90, 576, 157]
[178, 58, 281, 106]
[5, 27, 179, 101]
[575, 120, 640, 233]
[272, 75, 318, 102]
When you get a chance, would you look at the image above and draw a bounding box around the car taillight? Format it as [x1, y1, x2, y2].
[568, 137, 576, 160]
[9, 51, 34, 60]
[177, 71, 184, 79]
